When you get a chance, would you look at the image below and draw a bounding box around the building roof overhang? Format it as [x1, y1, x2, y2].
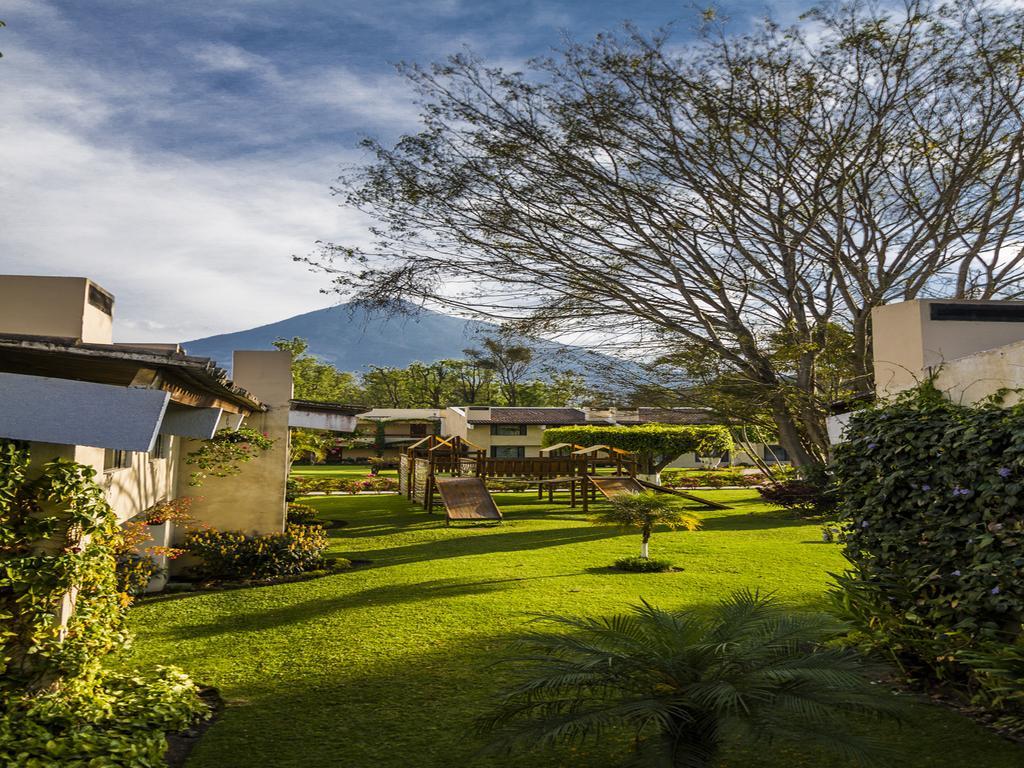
[0, 333, 263, 413]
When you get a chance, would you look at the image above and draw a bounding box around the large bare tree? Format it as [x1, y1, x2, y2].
[305, 0, 1024, 465]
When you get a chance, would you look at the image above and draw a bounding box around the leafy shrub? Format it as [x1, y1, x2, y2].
[185, 524, 328, 580]
[289, 475, 399, 496]
[115, 553, 161, 597]
[757, 464, 835, 516]
[287, 502, 320, 525]
[0, 440, 208, 761]
[661, 469, 766, 488]
[1, 441, 130, 687]
[831, 382, 1024, 725]
[757, 480, 825, 514]
[140, 496, 196, 526]
[479, 590, 898, 767]
[112, 516, 187, 599]
[0, 667, 208, 767]
[613, 556, 674, 573]
[543, 424, 733, 474]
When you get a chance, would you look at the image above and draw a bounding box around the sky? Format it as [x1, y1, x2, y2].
[0, 0, 804, 342]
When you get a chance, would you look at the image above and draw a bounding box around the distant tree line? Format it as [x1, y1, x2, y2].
[273, 336, 593, 409]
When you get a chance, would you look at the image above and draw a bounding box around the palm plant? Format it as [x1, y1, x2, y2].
[479, 590, 900, 767]
[594, 491, 699, 559]
[289, 429, 331, 464]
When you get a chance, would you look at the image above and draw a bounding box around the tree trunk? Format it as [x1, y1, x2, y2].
[769, 396, 819, 468]
[640, 530, 650, 559]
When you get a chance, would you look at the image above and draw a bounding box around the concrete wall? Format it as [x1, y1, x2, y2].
[24, 440, 177, 525]
[0, 275, 113, 343]
[873, 300, 1024, 396]
[178, 351, 292, 536]
[926, 340, 1024, 407]
[101, 447, 178, 524]
[445, 407, 469, 440]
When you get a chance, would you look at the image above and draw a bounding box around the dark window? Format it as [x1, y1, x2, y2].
[88, 284, 114, 316]
[491, 446, 526, 459]
[930, 303, 1024, 323]
[409, 423, 427, 437]
[764, 444, 789, 463]
[490, 424, 527, 436]
[104, 449, 131, 471]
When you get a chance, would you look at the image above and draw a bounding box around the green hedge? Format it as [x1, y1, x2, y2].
[831, 383, 1024, 722]
[542, 424, 733, 473]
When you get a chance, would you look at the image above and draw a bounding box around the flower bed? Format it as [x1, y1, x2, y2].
[291, 475, 399, 495]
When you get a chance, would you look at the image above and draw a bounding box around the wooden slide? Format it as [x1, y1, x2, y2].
[589, 476, 731, 510]
[434, 477, 503, 526]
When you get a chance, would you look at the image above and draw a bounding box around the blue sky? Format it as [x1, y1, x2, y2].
[1, 0, 804, 341]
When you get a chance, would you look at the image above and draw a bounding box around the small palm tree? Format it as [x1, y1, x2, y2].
[479, 590, 899, 767]
[594, 490, 699, 559]
[289, 429, 330, 464]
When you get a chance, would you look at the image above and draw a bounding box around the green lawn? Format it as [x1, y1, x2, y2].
[125, 489, 1024, 767]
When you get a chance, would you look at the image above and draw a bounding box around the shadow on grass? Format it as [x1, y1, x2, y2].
[697, 512, 812, 532]
[338, 524, 621, 570]
[168, 605, 1020, 768]
[164, 577, 524, 641]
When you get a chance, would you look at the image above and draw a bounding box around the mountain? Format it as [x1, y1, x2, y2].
[181, 303, 622, 377]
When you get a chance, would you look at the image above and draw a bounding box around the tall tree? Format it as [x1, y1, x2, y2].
[404, 361, 455, 407]
[447, 358, 497, 404]
[362, 365, 409, 407]
[308, 0, 1024, 466]
[464, 337, 534, 406]
[273, 338, 363, 403]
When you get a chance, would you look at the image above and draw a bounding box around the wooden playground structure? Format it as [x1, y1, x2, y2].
[399, 435, 728, 525]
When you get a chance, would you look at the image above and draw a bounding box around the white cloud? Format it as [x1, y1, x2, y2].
[0, 115, 372, 342]
[296, 66, 421, 126]
[188, 42, 272, 73]
[0, 29, 375, 342]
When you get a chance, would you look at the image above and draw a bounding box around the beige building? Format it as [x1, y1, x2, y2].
[825, 299, 1024, 443]
[872, 299, 1024, 406]
[0, 275, 357, 589]
[344, 408, 446, 460]
[442, 406, 780, 466]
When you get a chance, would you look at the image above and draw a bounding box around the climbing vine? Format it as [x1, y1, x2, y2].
[0, 440, 128, 690]
[185, 426, 274, 486]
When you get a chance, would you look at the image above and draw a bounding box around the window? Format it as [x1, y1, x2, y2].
[930, 303, 1024, 323]
[764, 444, 789, 463]
[409, 423, 428, 437]
[151, 434, 170, 459]
[490, 424, 527, 436]
[104, 449, 131, 471]
[491, 446, 525, 459]
[88, 284, 114, 316]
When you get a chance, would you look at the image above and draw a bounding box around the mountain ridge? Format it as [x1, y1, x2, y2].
[182, 303, 619, 376]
